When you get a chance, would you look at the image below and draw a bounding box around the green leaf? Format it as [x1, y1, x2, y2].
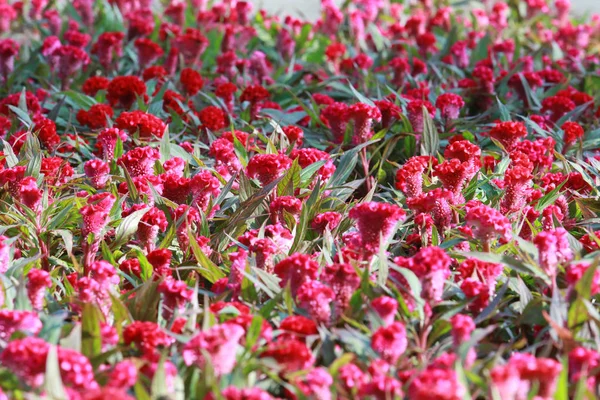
[81, 303, 103, 358]
[44, 345, 68, 400]
[420, 106, 439, 156]
[277, 158, 301, 196]
[111, 207, 149, 249]
[348, 82, 375, 106]
[189, 230, 226, 283]
[2, 140, 19, 167]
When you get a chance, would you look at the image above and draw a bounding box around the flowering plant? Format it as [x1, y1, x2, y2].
[0, 0, 600, 399]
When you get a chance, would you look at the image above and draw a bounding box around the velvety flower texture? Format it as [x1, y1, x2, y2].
[349, 202, 406, 254]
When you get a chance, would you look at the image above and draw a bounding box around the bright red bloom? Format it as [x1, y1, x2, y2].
[197, 105, 228, 131]
[106, 76, 147, 109]
[436, 93, 465, 120]
[180, 68, 204, 96]
[260, 339, 315, 372]
[321, 102, 350, 143]
[311, 211, 342, 233]
[82, 76, 110, 97]
[91, 32, 124, 69]
[489, 121, 527, 151]
[115, 110, 166, 139]
[134, 37, 164, 69]
[562, 121, 584, 146]
[174, 28, 208, 64]
[76, 103, 114, 129]
[348, 102, 382, 144]
[118, 147, 160, 177]
[274, 253, 319, 296]
[465, 201, 512, 246]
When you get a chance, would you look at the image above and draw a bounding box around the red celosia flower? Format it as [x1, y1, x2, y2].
[53, 45, 91, 85]
[115, 110, 166, 139]
[348, 103, 382, 144]
[349, 202, 406, 254]
[321, 102, 350, 143]
[174, 28, 208, 64]
[395, 156, 437, 198]
[118, 147, 160, 177]
[279, 315, 318, 341]
[240, 84, 270, 105]
[491, 354, 561, 399]
[147, 248, 173, 277]
[269, 195, 302, 224]
[0, 90, 41, 116]
[394, 246, 452, 304]
[406, 99, 436, 133]
[371, 322, 407, 364]
[63, 28, 90, 48]
[274, 253, 319, 296]
[290, 148, 336, 182]
[97, 127, 128, 160]
[81, 193, 115, 238]
[76, 103, 114, 129]
[488, 121, 527, 151]
[83, 159, 110, 189]
[32, 115, 60, 151]
[41, 157, 74, 186]
[215, 82, 237, 111]
[436, 93, 465, 121]
[320, 262, 360, 311]
[142, 65, 168, 82]
[107, 76, 147, 109]
[162, 90, 186, 115]
[562, 121, 584, 147]
[138, 206, 168, 251]
[374, 100, 401, 129]
[281, 126, 304, 146]
[566, 262, 600, 296]
[247, 153, 292, 186]
[260, 339, 315, 372]
[0, 338, 98, 390]
[541, 95, 576, 122]
[123, 321, 176, 356]
[311, 211, 342, 233]
[134, 37, 164, 69]
[180, 68, 204, 96]
[182, 323, 245, 376]
[91, 32, 124, 70]
[197, 105, 228, 131]
[125, 10, 155, 40]
[82, 76, 110, 97]
[18, 176, 42, 210]
[0, 39, 19, 82]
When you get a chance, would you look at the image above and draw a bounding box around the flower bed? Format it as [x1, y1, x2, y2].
[0, 0, 600, 399]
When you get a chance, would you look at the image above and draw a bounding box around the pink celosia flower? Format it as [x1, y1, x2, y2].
[348, 103, 382, 144]
[395, 156, 437, 198]
[311, 211, 342, 233]
[182, 323, 245, 376]
[247, 153, 292, 186]
[407, 99, 436, 134]
[408, 367, 465, 400]
[115, 110, 166, 139]
[107, 360, 138, 389]
[0, 310, 43, 341]
[27, 269, 52, 310]
[296, 280, 335, 325]
[371, 296, 398, 326]
[489, 121, 528, 152]
[158, 278, 194, 320]
[371, 322, 407, 364]
[0, 39, 18, 83]
[465, 201, 512, 250]
[123, 321, 176, 356]
[274, 253, 319, 296]
[349, 202, 406, 255]
[97, 127, 128, 161]
[84, 159, 110, 189]
[533, 228, 573, 278]
[395, 246, 452, 304]
[321, 102, 350, 143]
[118, 147, 160, 177]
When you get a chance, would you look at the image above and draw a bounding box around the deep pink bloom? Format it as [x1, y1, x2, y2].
[247, 153, 292, 186]
[371, 296, 398, 326]
[348, 103, 382, 144]
[465, 201, 512, 247]
[296, 280, 335, 324]
[489, 121, 528, 151]
[27, 269, 52, 310]
[84, 159, 110, 189]
[371, 322, 407, 364]
[274, 253, 319, 296]
[534, 228, 573, 277]
[408, 367, 465, 400]
[0, 310, 42, 341]
[182, 323, 245, 376]
[118, 147, 160, 177]
[349, 202, 406, 254]
[158, 278, 194, 320]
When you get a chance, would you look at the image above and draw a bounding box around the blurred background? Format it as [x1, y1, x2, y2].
[251, 0, 600, 20]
